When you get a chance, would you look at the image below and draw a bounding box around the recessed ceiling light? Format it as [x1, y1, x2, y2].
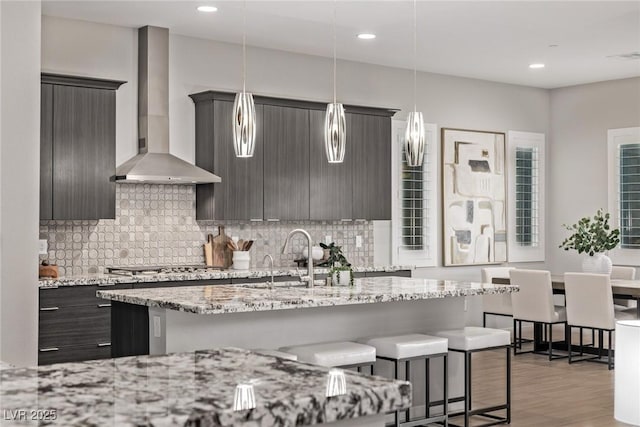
[529, 63, 545, 69]
[357, 33, 376, 40]
[197, 5, 218, 13]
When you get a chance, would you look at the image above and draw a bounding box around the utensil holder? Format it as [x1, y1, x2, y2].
[233, 251, 251, 270]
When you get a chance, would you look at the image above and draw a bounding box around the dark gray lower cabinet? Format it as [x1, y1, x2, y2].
[37, 280, 225, 365]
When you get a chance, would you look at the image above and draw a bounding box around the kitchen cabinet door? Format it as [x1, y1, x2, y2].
[309, 109, 353, 220]
[263, 105, 310, 220]
[40, 84, 54, 220]
[351, 113, 392, 220]
[195, 100, 264, 220]
[52, 85, 116, 220]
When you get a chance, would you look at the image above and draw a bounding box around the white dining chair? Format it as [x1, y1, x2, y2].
[510, 269, 568, 360]
[564, 273, 616, 369]
[612, 266, 637, 310]
[481, 267, 515, 327]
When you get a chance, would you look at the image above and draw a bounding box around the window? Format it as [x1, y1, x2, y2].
[391, 120, 437, 267]
[515, 147, 539, 247]
[507, 131, 545, 262]
[607, 127, 640, 265]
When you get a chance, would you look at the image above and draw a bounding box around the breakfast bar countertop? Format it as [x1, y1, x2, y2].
[38, 265, 415, 289]
[97, 276, 518, 315]
[0, 347, 411, 426]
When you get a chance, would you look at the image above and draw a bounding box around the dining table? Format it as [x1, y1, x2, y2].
[492, 275, 640, 318]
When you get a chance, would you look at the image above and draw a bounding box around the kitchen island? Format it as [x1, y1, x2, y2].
[0, 348, 410, 426]
[99, 277, 517, 413]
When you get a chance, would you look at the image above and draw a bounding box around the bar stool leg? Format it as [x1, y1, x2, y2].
[548, 323, 553, 361]
[506, 347, 511, 423]
[443, 354, 449, 427]
[405, 360, 411, 422]
[568, 326, 572, 364]
[608, 330, 613, 370]
[425, 358, 430, 418]
[394, 360, 400, 427]
[464, 352, 471, 427]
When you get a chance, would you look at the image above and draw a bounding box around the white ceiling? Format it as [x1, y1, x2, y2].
[42, 0, 640, 89]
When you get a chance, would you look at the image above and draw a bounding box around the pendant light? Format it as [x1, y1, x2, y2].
[232, 0, 256, 158]
[404, 0, 425, 167]
[324, 0, 346, 163]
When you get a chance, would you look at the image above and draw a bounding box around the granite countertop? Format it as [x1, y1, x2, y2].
[0, 348, 411, 426]
[98, 276, 518, 315]
[39, 265, 414, 289]
[0, 361, 14, 371]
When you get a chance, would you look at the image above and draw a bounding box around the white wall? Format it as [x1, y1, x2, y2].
[41, 16, 551, 317]
[549, 77, 640, 274]
[41, 16, 138, 166]
[1, 0, 41, 366]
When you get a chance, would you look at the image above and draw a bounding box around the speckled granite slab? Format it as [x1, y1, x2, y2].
[0, 348, 410, 426]
[98, 276, 518, 315]
[0, 361, 14, 371]
[39, 265, 414, 289]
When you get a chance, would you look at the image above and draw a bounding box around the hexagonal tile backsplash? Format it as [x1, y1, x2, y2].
[39, 184, 373, 276]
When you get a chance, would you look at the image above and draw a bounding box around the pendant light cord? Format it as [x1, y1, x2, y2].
[243, 0, 247, 94]
[333, 0, 337, 104]
[413, 0, 417, 113]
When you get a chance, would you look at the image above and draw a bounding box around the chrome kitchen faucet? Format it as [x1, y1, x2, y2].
[281, 229, 314, 287]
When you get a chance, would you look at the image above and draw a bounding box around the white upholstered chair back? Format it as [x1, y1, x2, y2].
[510, 269, 556, 323]
[564, 273, 615, 330]
[611, 266, 636, 280]
[482, 267, 515, 315]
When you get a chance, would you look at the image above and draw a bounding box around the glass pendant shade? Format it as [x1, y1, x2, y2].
[324, 102, 346, 163]
[404, 111, 425, 167]
[232, 91, 256, 158]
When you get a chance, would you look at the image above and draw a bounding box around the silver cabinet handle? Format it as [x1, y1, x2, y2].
[266, 218, 280, 222]
[39, 347, 59, 352]
[355, 218, 367, 222]
[42, 285, 59, 289]
[98, 283, 115, 287]
[340, 219, 353, 222]
[97, 342, 111, 347]
[249, 219, 263, 222]
[39, 307, 59, 311]
[97, 303, 111, 308]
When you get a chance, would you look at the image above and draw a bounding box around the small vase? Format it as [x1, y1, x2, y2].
[332, 270, 352, 286]
[581, 253, 613, 275]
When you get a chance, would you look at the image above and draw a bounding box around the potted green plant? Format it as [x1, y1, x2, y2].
[559, 209, 620, 274]
[319, 242, 353, 286]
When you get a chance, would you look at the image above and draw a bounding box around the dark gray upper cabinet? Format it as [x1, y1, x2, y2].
[40, 84, 54, 220]
[351, 113, 392, 220]
[263, 104, 310, 221]
[309, 109, 353, 220]
[190, 91, 396, 221]
[41, 74, 125, 220]
[195, 99, 264, 220]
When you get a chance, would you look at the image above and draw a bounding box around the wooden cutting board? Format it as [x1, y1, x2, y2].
[210, 226, 233, 269]
[203, 234, 214, 266]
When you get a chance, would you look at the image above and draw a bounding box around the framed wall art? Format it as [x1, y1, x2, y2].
[442, 128, 507, 266]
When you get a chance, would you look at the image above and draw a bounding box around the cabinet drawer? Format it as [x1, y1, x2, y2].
[39, 283, 132, 309]
[39, 304, 111, 348]
[38, 343, 111, 365]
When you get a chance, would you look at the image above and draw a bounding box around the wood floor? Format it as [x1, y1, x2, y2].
[463, 333, 630, 427]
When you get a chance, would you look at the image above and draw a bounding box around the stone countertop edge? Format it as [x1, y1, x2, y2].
[97, 276, 519, 315]
[0, 347, 412, 426]
[38, 265, 415, 289]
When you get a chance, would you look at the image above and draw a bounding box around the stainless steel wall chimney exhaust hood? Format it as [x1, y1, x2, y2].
[115, 26, 221, 184]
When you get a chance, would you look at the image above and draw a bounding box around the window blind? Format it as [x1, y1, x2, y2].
[619, 143, 640, 249]
[515, 147, 539, 247]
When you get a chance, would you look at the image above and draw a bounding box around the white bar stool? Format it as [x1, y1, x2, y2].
[253, 349, 298, 361]
[615, 320, 640, 426]
[435, 327, 511, 427]
[280, 341, 376, 371]
[362, 334, 449, 427]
